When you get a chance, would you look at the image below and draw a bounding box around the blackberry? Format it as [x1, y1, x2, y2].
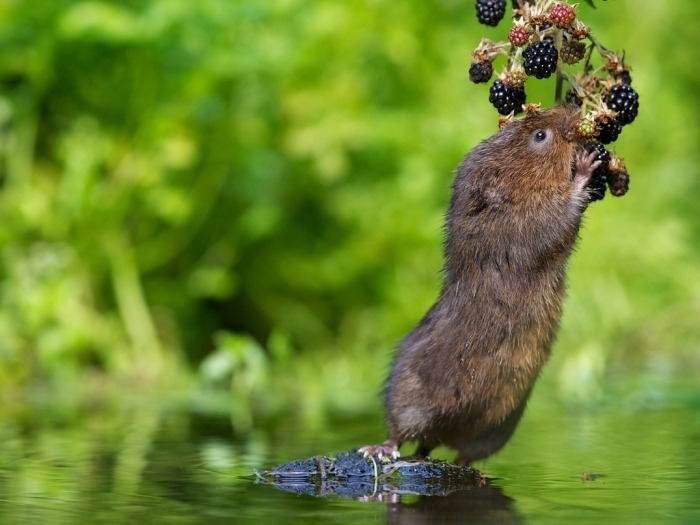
[606, 155, 630, 197]
[502, 69, 527, 88]
[469, 61, 493, 84]
[565, 89, 582, 106]
[578, 118, 596, 138]
[595, 116, 622, 144]
[476, 0, 507, 27]
[508, 25, 530, 47]
[584, 140, 609, 202]
[587, 140, 610, 169]
[489, 79, 526, 115]
[604, 83, 639, 125]
[560, 40, 586, 65]
[549, 2, 576, 28]
[616, 70, 633, 85]
[607, 170, 630, 197]
[588, 171, 607, 202]
[522, 38, 558, 79]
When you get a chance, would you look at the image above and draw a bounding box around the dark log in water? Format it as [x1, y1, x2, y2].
[255, 449, 485, 499]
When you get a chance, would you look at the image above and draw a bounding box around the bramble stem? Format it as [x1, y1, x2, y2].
[555, 70, 564, 104]
[554, 28, 564, 104]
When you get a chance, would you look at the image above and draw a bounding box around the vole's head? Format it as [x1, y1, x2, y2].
[477, 105, 585, 200]
[511, 105, 582, 181]
[456, 105, 589, 215]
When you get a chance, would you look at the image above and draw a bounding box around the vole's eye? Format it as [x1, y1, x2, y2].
[529, 128, 553, 151]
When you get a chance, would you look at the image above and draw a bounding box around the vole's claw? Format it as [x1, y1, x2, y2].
[358, 440, 400, 460]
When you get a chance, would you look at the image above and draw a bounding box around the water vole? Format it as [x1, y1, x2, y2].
[360, 105, 600, 465]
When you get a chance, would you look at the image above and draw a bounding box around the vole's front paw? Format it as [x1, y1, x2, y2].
[358, 440, 400, 460]
[573, 149, 602, 193]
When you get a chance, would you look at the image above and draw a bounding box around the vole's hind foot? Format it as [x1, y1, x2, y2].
[573, 149, 602, 193]
[358, 439, 400, 460]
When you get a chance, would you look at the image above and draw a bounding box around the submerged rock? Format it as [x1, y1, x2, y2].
[255, 449, 485, 498]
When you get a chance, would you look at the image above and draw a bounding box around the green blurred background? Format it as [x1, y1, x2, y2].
[0, 0, 698, 424]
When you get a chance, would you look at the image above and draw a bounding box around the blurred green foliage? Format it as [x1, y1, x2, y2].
[0, 1, 698, 419]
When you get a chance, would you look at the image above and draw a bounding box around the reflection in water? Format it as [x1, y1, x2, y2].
[388, 485, 523, 525]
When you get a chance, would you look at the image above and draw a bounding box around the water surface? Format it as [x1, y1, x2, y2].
[1, 377, 698, 524]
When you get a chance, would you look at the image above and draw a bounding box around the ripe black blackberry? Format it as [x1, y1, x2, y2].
[489, 79, 526, 115]
[475, 0, 507, 27]
[604, 84, 639, 125]
[588, 171, 607, 202]
[585, 140, 610, 202]
[565, 89, 582, 107]
[522, 38, 559, 79]
[586, 140, 610, 168]
[469, 61, 493, 84]
[615, 70, 633, 85]
[596, 117, 622, 144]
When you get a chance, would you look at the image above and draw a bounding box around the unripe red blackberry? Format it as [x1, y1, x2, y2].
[595, 116, 622, 144]
[549, 3, 576, 29]
[489, 79, 526, 115]
[508, 24, 530, 47]
[522, 38, 558, 79]
[604, 83, 639, 125]
[475, 0, 507, 27]
[560, 40, 586, 65]
[469, 61, 494, 84]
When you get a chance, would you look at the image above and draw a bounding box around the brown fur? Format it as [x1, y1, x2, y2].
[360, 106, 599, 465]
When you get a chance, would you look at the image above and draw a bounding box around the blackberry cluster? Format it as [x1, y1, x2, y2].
[489, 80, 526, 115]
[469, 61, 494, 84]
[522, 38, 558, 79]
[468, 0, 639, 203]
[476, 0, 507, 27]
[604, 84, 639, 125]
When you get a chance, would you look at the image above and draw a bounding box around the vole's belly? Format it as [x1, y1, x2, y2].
[391, 336, 549, 444]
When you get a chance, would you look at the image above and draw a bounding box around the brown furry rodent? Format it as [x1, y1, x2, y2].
[360, 105, 601, 466]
